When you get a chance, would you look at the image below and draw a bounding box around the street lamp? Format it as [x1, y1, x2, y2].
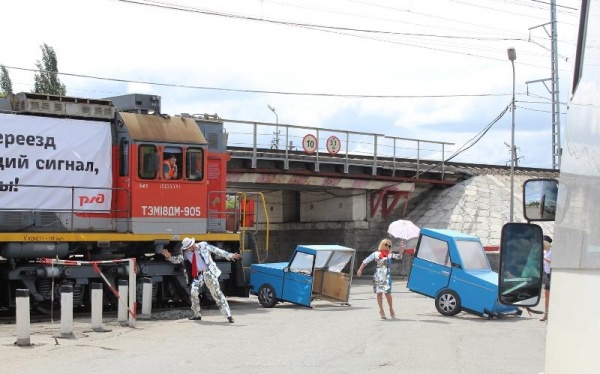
[507, 47, 516, 223]
[267, 104, 279, 149]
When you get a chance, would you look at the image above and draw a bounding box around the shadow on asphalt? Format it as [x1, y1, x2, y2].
[382, 318, 424, 323]
[415, 319, 452, 325]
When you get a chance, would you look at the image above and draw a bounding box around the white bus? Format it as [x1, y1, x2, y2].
[499, 1, 600, 372]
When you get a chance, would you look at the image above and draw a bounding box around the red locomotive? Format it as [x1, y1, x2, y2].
[0, 92, 253, 313]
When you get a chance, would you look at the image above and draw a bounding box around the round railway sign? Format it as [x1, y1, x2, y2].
[326, 135, 341, 155]
[302, 134, 318, 154]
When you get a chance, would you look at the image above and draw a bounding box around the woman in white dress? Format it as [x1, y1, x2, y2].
[357, 238, 403, 319]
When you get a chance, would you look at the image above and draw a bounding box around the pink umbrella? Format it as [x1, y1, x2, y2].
[387, 219, 420, 240]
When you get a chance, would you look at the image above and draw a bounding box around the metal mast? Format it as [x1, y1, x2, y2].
[525, 0, 562, 169]
[550, 0, 561, 169]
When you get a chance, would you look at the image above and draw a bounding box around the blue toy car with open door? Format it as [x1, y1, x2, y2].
[407, 228, 521, 319]
[249, 244, 356, 308]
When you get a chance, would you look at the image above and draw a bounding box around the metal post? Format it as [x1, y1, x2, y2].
[60, 285, 74, 337]
[416, 140, 421, 178]
[118, 279, 128, 326]
[372, 135, 378, 176]
[128, 258, 136, 328]
[15, 289, 31, 346]
[392, 138, 397, 177]
[140, 278, 152, 319]
[268, 105, 279, 150]
[550, 0, 561, 169]
[344, 132, 349, 174]
[315, 128, 320, 172]
[284, 126, 289, 169]
[508, 47, 517, 223]
[252, 122, 258, 169]
[441, 143, 446, 180]
[91, 282, 104, 332]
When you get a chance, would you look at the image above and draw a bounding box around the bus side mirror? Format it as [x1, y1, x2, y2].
[498, 223, 544, 307]
[523, 178, 558, 222]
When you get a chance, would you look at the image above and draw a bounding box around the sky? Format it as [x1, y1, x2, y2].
[0, 0, 583, 168]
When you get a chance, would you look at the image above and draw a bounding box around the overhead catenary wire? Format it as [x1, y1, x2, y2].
[113, 0, 575, 71]
[516, 104, 566, 114]
[271, 0, 528, 39]
[366, 103, 512, 196]
[3, 65, 519, 99]
[443, 103, 511, 162]
[449, 0, 575, 22]
[117, 0, 527, 41]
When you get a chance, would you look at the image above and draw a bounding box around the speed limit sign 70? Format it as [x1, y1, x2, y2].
[302, 134, 318, 154]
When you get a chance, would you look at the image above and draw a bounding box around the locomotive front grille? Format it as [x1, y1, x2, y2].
[7, 92, 114, 119]
[207, 132, 219, 149]
[14, 100, 24, 111]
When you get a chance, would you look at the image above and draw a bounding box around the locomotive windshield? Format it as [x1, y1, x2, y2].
[139, 144, 158, 179]
[186, 148, 204, 181]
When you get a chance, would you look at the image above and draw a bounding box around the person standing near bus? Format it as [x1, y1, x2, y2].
[540, 235, 552, 321]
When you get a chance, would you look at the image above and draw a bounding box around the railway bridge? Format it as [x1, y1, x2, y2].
[219, 119, 558, 270]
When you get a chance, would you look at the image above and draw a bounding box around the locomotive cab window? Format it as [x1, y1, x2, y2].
[186, 147, 204, 181]
[138, 144, 158, 179]
[119, 138, 129, 177]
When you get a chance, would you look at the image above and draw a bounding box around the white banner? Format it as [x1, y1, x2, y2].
[0, 114, 113, 211]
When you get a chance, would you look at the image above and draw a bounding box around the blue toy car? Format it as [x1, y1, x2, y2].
[407, 228, 521, 319]
[249, 245, 356, 308]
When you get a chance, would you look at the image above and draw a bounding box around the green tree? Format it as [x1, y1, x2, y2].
[0, 64, 13, 97]
[33, 44, 66, 95]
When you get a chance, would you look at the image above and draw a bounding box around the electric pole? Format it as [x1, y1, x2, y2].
[525, 0, 562, 170]
[550, 0, 561, 170]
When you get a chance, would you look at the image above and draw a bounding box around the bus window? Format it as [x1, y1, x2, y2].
[186, 148, 204, 181]
[138, 144, 158, 179]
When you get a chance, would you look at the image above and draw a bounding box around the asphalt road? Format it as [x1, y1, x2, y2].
[0, 278, 546, 374]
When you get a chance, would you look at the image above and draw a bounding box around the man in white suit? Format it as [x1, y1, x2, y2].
[162, 237, 240, 323]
